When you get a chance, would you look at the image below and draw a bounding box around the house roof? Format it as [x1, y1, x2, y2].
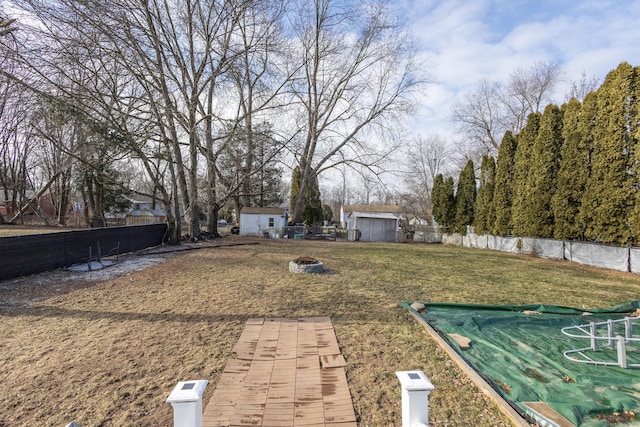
[240, 207, 287, 215]
[123, 193, 160, 205]
[342, 204, 403, 214]
[127, 209, 166, 217]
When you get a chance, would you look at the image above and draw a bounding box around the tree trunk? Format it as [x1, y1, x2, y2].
[169, 159, 182, 243]
[56, 170, 71, 226]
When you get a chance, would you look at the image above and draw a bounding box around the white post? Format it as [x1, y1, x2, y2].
[590, 322, 597, 350]
[396, 371, 435, 427]
[607, 319, 615, 347]
[166, 380, 208, 427]
[617, 336, 628, 368]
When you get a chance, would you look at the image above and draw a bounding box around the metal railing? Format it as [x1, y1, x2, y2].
[561, 316, 640, 368]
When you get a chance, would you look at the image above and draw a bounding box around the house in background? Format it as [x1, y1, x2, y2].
[239, 207, 289, 237]
[124, 195, 167, 225]
[341, 204, 404, 242]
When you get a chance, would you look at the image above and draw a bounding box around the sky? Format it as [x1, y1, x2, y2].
[398, 0, 640, 140]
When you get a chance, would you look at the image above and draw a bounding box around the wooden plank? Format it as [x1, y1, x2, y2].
[523, 402, 576, 427]
[320, 354, 347, 368]
[407, 310, 532, 427]
[448, 333, 472, 350]
[204, 317, 355, 427]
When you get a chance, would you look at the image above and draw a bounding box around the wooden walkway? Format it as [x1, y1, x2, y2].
[203, 317, 357, 427]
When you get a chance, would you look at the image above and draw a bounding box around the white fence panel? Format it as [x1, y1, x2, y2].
[440, 233, 639, 275]
[630, 248, 640, 274]
[464, 233, 488, 249]
[566, 241, 629, 272]
[521, 238, 564, 260]
[414, 231, 442, 243]
[442, 233, 463, 246]
[487, 235, 521, 254]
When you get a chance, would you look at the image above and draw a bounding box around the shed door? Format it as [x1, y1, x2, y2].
[359, 218, 397, 242]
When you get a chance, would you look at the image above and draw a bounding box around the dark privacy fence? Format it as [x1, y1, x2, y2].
[0, 223, 167, 281]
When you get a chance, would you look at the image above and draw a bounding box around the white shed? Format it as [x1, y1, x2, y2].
[342, 205, 403, 242]
[239, 207, 289, 237]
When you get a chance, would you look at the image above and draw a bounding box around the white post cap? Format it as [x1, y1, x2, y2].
[396, 371, 435, 392]
[166, 380, 208, 404]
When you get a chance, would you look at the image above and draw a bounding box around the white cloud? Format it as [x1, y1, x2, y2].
[402, 0, 640, 142]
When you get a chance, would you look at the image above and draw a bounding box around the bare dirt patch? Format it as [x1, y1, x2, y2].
[0, 254, 169, 308]
[3, 238, 639, 426]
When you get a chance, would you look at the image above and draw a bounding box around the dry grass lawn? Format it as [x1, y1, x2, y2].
[0, 225, 68, 237]
[2, 237, 640, 426]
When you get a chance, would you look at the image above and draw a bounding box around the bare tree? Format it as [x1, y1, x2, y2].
[5, 0, 427, 235]
[123, 0, 242, 239]
[0, 13, 31, 223]
[403, 134, 451, 221]
[200, 0, 292, 235]
[8, 0, 253, 240]
[452, 80, 504, 151]
[29, 105, 79, 226]
[0, 87, 32, 222]
[501, 59, 563, 132]
[287, 0, 428, 224]
[453, 59, 564, 153]
[0, 8, 17, 37]
[564, 70, 600, 102]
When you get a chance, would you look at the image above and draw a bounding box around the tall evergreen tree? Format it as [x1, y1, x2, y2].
[510, 112, 541, 236]
[552, 96, 595, 240]
[625, 66, 640, 242]
[302, 168, 323, 224]
[474, 155, 496, 235]
[524, 104, 563, 238]
[290, 166, 301, 214]
[432, 174, 455, 231]
[444, 177, 456, 229]
[492, 131, 518, 236]
[291, 165, 323, 224]
[431, 174, 445, 225]
[453, 160, 476, 234]
[581, 63, 636, 245]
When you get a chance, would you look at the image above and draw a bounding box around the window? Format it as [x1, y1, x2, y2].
[269, 217, 274, 227]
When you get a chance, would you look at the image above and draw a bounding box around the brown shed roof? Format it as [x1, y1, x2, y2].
[240, 207, 287, 215]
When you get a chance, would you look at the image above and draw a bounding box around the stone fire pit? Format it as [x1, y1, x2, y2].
[289, 256, 324, 274]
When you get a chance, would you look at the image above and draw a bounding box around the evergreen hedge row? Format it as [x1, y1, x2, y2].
[434, 62, 640, 246]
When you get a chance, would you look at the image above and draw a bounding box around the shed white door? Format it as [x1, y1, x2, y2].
[359, 218, 397, 242]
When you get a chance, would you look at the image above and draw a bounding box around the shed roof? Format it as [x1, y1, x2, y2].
[342, 204, 403, 214]
[241, 207, 287, 215]
[348, 211, 401, 220]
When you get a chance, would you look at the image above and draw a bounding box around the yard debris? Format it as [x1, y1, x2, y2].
[594, 410, 635, 424]
[410, 302, 426, 312]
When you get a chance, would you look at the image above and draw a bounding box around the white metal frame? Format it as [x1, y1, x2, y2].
[561, 315, 640, 368]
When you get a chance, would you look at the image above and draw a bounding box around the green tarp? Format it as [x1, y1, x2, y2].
[401, 301, 640, 426]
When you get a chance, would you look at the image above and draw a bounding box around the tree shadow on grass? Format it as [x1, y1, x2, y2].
[1, 306, 257, 324]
